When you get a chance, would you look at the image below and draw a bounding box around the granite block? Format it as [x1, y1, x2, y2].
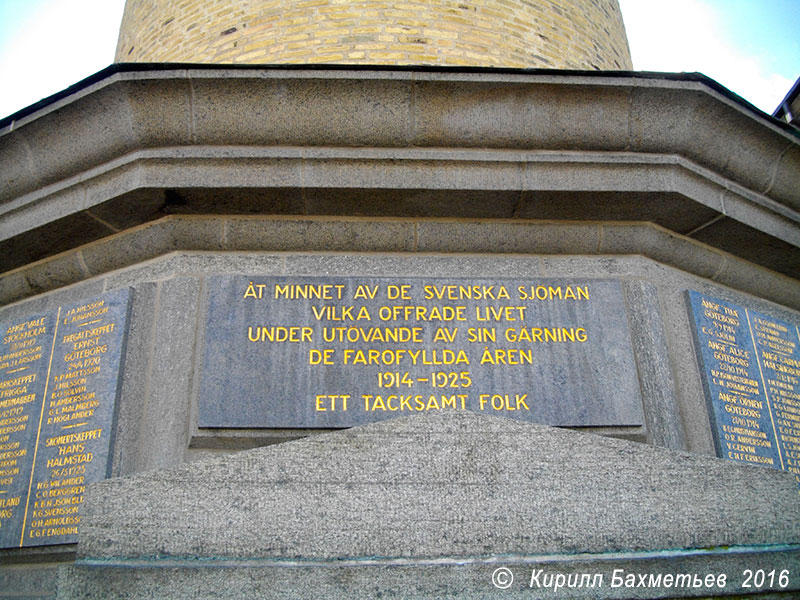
[78, 411, 800, 561]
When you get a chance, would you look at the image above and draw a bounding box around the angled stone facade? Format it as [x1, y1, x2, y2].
[1, 66, 799, 598]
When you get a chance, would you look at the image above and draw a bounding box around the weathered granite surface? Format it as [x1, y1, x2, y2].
[60, 411, 800, 598]
[1, 68, 798, 277]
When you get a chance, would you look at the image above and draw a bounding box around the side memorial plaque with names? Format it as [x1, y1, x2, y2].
[687, 291, 800, 489]
[0, 288, 131, 549]
[198, 276, 643, 428]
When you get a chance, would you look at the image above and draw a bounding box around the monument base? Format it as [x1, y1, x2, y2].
[56, 412, 800, 599]
[56, 549, 800, 599]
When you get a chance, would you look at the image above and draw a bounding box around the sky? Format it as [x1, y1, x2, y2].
[0, 0, 797, 120]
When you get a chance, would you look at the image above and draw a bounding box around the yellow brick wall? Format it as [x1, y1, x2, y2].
[116, 0, 632, 70]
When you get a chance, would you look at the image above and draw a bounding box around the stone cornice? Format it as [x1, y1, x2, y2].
[2, 67, 798, 205]
[1, 66, 798, 279]
[1, 216, 797, 310]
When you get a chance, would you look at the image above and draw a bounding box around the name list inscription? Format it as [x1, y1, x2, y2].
[687, 291, 800, 489]
[0, 288, 131, 549]
[198, 276, 643, 428]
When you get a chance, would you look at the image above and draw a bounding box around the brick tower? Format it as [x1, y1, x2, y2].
[116, 0, 632, 69]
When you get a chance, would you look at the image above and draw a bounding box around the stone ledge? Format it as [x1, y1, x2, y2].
[1, 216, 797, 310]
[2, 148, 797, 247]
[58, 547, 800, 599]
[3, 70, 797, 199]
[1, 68, 798, 273]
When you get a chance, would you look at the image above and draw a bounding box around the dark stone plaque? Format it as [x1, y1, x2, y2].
[0, 288, 132, 548]
[198, 276, 643, 428]
[687, 291, 800, 488]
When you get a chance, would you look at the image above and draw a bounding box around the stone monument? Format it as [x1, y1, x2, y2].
[0, 1, 799, 598]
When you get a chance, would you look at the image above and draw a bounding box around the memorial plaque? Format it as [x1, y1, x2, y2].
[198, 276, 643, 428]
[0, 288, 132, 548]
[687, 291, 800, 489]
